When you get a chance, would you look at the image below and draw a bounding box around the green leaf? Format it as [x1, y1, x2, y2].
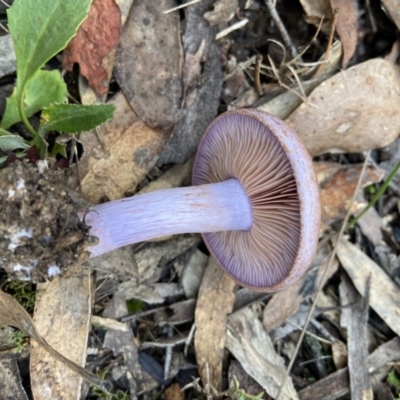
[7, 0, 92, 93]
[50, 142, 67, 158]
[39, 104, 115, 135]
[1, 70, 67, 129]
[0, 135, 30, 152]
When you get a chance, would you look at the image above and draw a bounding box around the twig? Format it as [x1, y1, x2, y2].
[0, 21, 9, 34]
[264, 0, 300, 60]
[286, 319, 333, 345]
[314, 9, 339, 78]
[254, 54, 263, 95]
[275, 150, 372, 400]
[184, 322, 196, 358]
[223, 56, 257, 82]
[216, 18, 249, 40]
[162, 0, 201, 14]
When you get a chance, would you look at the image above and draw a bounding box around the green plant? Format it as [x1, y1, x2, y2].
[10, 329, 27, 353]
[90, 370, 129, 400]
[0, 0, 114, 163]
[388, 370, 400, 394]
[3, 280, 37, 313]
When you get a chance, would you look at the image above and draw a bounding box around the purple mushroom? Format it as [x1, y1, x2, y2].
[82, 109, 320, 292]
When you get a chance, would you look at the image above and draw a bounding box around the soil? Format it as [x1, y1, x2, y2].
[0, 161, 90, 282]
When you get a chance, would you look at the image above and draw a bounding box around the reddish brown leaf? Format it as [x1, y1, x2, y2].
[62, 0, 121, 96]
[330, 0, 358, 68]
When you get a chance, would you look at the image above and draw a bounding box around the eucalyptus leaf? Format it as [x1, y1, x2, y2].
[1, 70, 67, 129]
[7, 0, 92, 93]
[39, 104, 115, 135]
[0, 135, 29, 152]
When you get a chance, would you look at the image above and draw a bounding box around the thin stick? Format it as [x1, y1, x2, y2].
[286, 320, 333, 345]
[0, 21, 9, 33]
[254, 54, 263, 95]
[314, 9, 339, 78]
[162, 0, 201, 14]
[264, 0, 300, 60]
[275, 150, 372, 399]
[216, 19, 249, 40]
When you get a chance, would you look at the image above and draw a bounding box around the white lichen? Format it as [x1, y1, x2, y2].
[13, 260, 37, 281]
[8, 227, 33, 251]
[47, 265, 61, 277]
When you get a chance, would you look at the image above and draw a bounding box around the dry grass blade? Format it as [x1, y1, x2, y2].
[275, 150, 372, 400]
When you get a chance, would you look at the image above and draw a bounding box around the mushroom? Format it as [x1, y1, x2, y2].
[82, 109, 320, 292]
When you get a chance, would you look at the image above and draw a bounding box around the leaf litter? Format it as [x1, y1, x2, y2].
[1, 0, 400, 399]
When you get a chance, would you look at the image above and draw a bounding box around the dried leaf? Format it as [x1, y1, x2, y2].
[30, 274, 94, 400]
[114, 0, 183, 129]
[299, 0, 332, 32]
[181, 249, 208, 299]
[165, 382, 185, 400]
[203, 0, 237, 25]
[381, 0, 400, 31]
[286, 59, 400, 156]
[0, 356, 29, 400]
[226, 308, 299, 400]
[331, 0, 358, 68]
[315, 162, 384, 232]
[118, 282, 183, 304]
[336, 238, 400, 337]
[62, 0, 121, 96]
[299, 337, 400, 400]
[67, 92, 171, 203]
[194, 257, 236, 390]
[0, 289, 109, 392]
[156, 0, 222, 165]
[339, 273, 372, 400]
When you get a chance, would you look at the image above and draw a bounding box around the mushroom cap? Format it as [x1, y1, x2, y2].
[192, 109, 320, 292]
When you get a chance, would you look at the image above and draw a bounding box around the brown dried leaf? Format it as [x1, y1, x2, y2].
[286, 59, 400, 156]
[194, 257, 236, 391]
[156, 0, 222, 165]
[330, 0, 358, 68]
[115, 0, 183, 129]
[0, 289, 109, 392]
[315, 162, 384, 232]
[336, 238, 400, 337]
[62, 0, 121, 96]
[30, 274, 94, 400]
[165, 383, 185, 400]
[68, 92, 171, 203]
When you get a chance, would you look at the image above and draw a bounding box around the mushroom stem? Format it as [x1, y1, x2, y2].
[82, 178, 252, 258]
